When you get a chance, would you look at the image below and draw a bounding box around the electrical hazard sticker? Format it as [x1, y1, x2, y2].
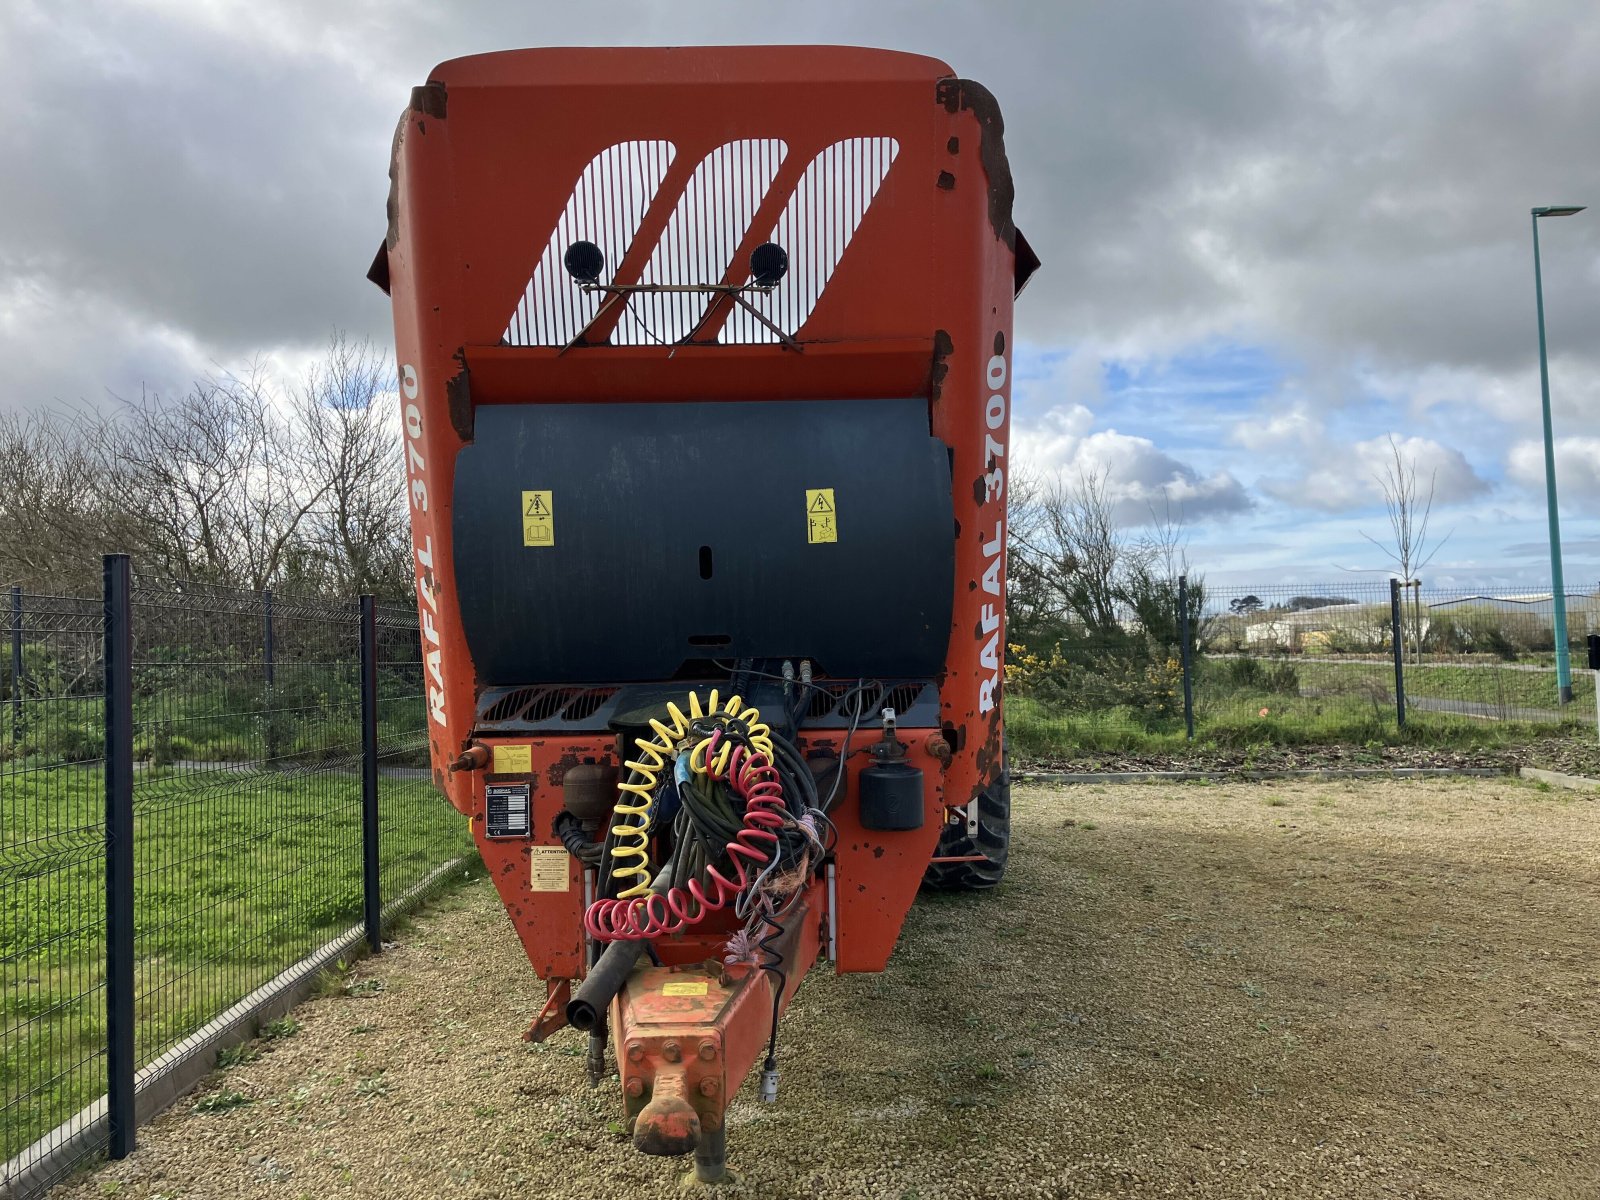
[522, 490, 554, 547]
[662, 980, 709, 997]
[529, 846, 570, 892]
[805, 488, 837, 544]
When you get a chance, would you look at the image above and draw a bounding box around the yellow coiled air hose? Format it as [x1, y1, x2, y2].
[607, 689, 774, 900]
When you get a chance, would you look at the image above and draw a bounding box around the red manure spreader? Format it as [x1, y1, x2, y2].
[369, 45, 1034, 1182]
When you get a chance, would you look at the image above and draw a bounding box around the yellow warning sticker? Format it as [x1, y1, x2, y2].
[662, 980, 710, 997]
[522, 490, 554, 547]
[529, 846, 570, 892]
[805, 488, 837, 544]
[492, 744, 532, 775]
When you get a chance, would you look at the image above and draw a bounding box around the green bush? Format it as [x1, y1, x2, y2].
[51, 723, 104, 763]
[1218, 657, 1300, 696]
[1424, 607, 1521, 660]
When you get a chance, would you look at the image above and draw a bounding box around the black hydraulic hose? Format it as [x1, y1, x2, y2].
[554, 810, 603, 866]
[567, 863, 673, 1032]
[568, 937, 646, 1033]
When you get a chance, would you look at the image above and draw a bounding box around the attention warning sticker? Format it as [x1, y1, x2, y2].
[522, 490, 554, 547]
[662, 980, 710, 997]
[805, 488, 837, 544]
[529, 846, 570, 892]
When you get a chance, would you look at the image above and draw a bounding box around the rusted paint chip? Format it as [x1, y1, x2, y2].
[935, 77, 1018, 252]
[929, 329, 954, 402]
[447, 350, 474, 441]
[411, 81, 448, 119]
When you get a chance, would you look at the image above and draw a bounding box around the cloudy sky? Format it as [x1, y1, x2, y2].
[4, 0, 1598, 590]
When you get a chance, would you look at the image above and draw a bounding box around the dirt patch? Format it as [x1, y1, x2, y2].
[54, 779, 1599, 1199]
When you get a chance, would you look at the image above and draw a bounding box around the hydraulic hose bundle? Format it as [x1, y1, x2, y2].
[586, 690, 823, 944]
[572, 686, 847, 1100]
[600, 690, 773, 902]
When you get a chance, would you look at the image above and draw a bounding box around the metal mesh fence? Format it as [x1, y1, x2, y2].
[129, 581, 367, 1079]
[1194, 582, 1406, 735]
[0, 591, 110, 1184]
[374, 603, 473, 914]
[1009, 580, 1600, 753]
[1, 574, 469, 1194]
[1202, 582, 1596, 727]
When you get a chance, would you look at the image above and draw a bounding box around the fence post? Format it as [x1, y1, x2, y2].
[10, 584, 23, 743]
[262, 589, 275, 688]
[261, 589, 277, 764]
[1178, 575, 1195, 740]
[103, 554, 136, 1159]
[1389, 577, 1407, 730]
[359, 595, 381, 954]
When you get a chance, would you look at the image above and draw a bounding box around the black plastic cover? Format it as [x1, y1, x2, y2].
[452, 399, 954, 686]
[859, 761, 925, 831]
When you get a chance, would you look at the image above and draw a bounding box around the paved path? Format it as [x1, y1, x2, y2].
[1404, 694, 1568, 723]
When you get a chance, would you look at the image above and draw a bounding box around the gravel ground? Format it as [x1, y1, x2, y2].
[1021, 735, 1600, 777]
[55, 778, 1599, 1200]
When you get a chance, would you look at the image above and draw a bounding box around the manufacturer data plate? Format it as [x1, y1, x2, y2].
[485, 783, 531, 839]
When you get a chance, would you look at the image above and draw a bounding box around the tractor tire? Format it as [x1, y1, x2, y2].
[922, 738, 1009, 890]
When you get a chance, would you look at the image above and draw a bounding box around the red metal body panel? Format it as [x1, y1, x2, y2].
[471, 732, 945, 979]
[378, 45, 1024, 987]
[469, 737, 613, 978]
[616, 889, 824, 1145]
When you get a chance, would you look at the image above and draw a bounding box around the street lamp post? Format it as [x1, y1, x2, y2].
[1531, 204, 1584, 705]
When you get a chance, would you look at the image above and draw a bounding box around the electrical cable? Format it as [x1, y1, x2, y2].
[821, 679, 877, 813]
[602, 689, 759, 901]
[587, 692, 782, 941]
[583, 686, 846, 1096]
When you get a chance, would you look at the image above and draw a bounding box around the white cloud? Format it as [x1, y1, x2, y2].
[1261, 434, 1489, 513]
[1230, 400, 1323, 450]
[1508, 436, 1600, 503]
[1015, 407, 1252, 526]
[1359, 359, 1599, 431]
[4, 0, 1600, 591]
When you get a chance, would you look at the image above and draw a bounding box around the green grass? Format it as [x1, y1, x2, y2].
[1306, 660, 1593, 713]
[0, 764, 474, 1159]
[1008, 679, 1587, 760]
[5, 660, 429, 769]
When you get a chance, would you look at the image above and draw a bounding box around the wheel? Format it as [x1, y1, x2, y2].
[922, 735, 1009, 890]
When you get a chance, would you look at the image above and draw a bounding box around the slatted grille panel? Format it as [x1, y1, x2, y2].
[502, 140, 676, 347]
[481, 687, 540, 724]
[615, 139, 787, 346]
[560, 687, 617, 721]
[723, 137, 899, 344]
[496, 136, 898, 347]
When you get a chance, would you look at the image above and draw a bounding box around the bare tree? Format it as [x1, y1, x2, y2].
[1003, 464, 1062, 645]
[104, 365, 329, 590]
[0, 335, 416, 601]
[288, 336, 411, 597]
[1361, 435, 1449, 662]
[1046, 468, 1127, 639]
[1006, 467, 1173, 642]
[0, 411, 140, 592]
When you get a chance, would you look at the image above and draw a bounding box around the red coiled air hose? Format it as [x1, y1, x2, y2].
[584, 737, 787, 942]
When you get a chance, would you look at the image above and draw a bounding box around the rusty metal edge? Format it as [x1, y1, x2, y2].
[1013, 767, 1514, 784]
[0, 856, 470, 1200]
